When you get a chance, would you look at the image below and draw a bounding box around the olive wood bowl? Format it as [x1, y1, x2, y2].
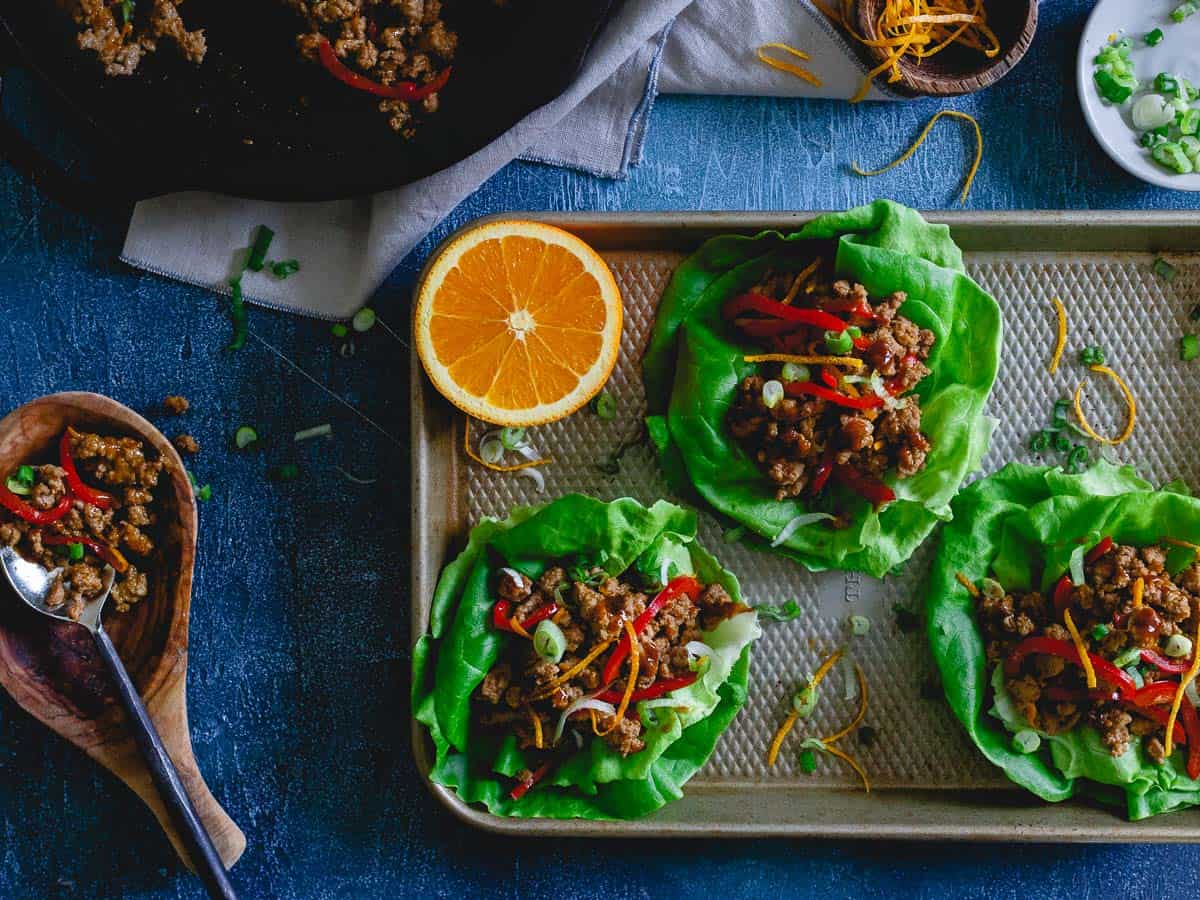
[854, 0, 1037, 97]
[0, 392, 245, 870]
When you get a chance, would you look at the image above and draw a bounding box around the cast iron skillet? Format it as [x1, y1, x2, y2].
[0, 0, 618, 205]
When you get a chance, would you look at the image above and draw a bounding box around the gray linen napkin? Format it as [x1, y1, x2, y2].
[122, 0, 884, 320]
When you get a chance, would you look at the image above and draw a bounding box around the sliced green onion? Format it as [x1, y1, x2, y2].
[781, 362, 810, 382]
[479, 439, 504, 465]
[196, 484, 213, 502]
[1181, 109, 1200, 136]
[1133, 94, 1174, 129]
[1154, 141, 1195, 174]
[723, 525, 747, 544]
[332, 323, 349, 339]
[1067, 445, 1090, 474]
[1126, 666, 1145, 689]
[1173, 2, 1198, 23]
[771, 512, 834, 547]
[532, 620, 567, 664]
[1113, 647, 1143, 668]
[848, 615, 871, 636]
[1052, 431, 1071, 453]
[761, 380, 784, 409]
[1141, 130, 1167, 149]
[798, 748, 818, 774]
[823, 329, 854, 355]
[846, 325, 862, 339]
[1068, 543, 1087, 586]
[792, 680, 819, 717]
[67, 542, 84, 562]
[234, 426, 259, 449]
[1029, 430, 1051, 453]
[1094, 69, 1134, 104]
[1181, 136, 1200, 163]
[592, 391, 617, 420]
[15, 464, 34, 486]
[246, 225, 275, 272]
[499, 427, 526, 450]
[227, 279, 247, 352]
[1156, 72, 1180, 95]
[1012, 729, 1041, 754]
[754, 600, 802, 623]
[1051, 399, 1070, 428]
[1091, 623, 1110, 642]
[1146, 28, 1165, 46]
[1181, 334, 1200, 361]
[1166, 634, 1194, 658]
[4, 477, 30, 496]
[981, 577, 1005, 601]
[352, 307, 377, 333]
[294, 424, 332, 442]
[1080, 345, 1106, 366]
[270, 259, 300, 279]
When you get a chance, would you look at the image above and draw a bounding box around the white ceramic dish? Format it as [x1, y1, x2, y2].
[1078, 0, 1200, 191]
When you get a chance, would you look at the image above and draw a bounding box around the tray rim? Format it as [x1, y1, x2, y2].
[410, 209, 1200, 841]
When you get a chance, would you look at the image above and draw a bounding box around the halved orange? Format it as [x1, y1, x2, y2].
[414, 220, 623, 427]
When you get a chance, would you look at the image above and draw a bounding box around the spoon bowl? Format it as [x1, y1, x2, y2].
[0, 392, 244, 870]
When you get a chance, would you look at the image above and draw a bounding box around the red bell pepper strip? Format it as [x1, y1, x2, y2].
[1183, 697, 1200, 777]
[820, 367, 839, 389]
[809, 450, 835, 497]
[492, 599, 514, 632]
[519, 603, 558, 630]
[1129, 703, 1189, 745]
[601, 576, 703, 686]
[491, 599, 558, 634]
[783, 381, 884, 410]
[0, 484, 71, 525]
[1129, 680, 1200, 775]
[42, 534, 129, 573]
[821, 297, 882, 322]
[1140, 649, 1194, 675]
[509, 759, 553, 801]
[834, 465, 895, 508]
[1085, 535, 1114, 564]
[1052, 575, 1074, 616]
[594, 672, 699, 705]
[723, 294, 848, 332]
[60, 429, 114, 509]
[852, 334, 872, 351]
[318, 38, 451, 100]
[1130, 680, 1182, 707]
[1004, 637, 1137, 698]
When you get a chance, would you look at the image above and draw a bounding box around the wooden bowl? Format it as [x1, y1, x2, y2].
[0, 392, 244, 870]
[855, 0, 1037, 97]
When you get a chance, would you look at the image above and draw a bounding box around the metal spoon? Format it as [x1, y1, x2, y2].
[0, 546, 238, 900]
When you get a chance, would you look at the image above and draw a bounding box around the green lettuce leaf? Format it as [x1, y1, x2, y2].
[926, 460, 1200, 820]
[412, 494, 760, 820]
[643, 200, 1001, 577]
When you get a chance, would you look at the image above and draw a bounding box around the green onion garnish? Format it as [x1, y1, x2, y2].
[1012, 729, 1041, 754]
[246, 225, 275, 272]
[1091, 623, 1110, 641]
[352, 308, 377, 333]
[294, 424, 332, 442]
[532, 620, 567, 664]
[4, 477, 30, 496]
[119, 0, 134, 26]
[270, 260, 300, 279]
[16, 465, 34, 485]
[499, 427, 526, 450]
[1153, 257, 1178, 282]
[1113, 647, 1142, 668]
[234, 426, 259, 449]
[1067, 444, 1090, 473]
[1182, 334, 1200, 361]
[227, 279, 247, 351]
[753, 599, 802, 622]
[1173, 2, 1198, 24]
[849, 614, 871, 637]
[593, 391, 617, 420]
[1156, 72, 1180, 95]
[823, 329, 854, 356]
[1052, 431, 1071, 453]
[723, 525, 747, 544]
[1146, 28, 1165, 46]
[196, 484, 213, 502]
[332, 323, 348, 339]
[1029, 430, 1051, 453]
[68, 542, 84, 562]
[1051, 398, 1070, 428]
[798, 749, 818, 774]
[1080, 346, 1106, 366]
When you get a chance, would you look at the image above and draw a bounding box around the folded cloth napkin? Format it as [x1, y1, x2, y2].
[121, 0, 890, 320]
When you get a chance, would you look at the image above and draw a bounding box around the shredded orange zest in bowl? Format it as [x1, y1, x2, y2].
[1063, 609, 1097, 690]
[1073, 365, 1137, 446]
[822, 664, 869, 744]
[1048, 297, 1067, 374]
[597, 621, 640, 737]
[814, 0, 999, 102]
[528, 638, 615, 700]
[955, 572, 980, 597]
[463, 417, 553, 472]
[851, 110, 983, 205]
[743, 354, 866, 368]
[1165, 616, 1200, 758]
[1132, 577, 1145, 610]
[756, 43, 823, 87]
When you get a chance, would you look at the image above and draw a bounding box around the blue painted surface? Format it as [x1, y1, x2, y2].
[1, 1, 1199, 897]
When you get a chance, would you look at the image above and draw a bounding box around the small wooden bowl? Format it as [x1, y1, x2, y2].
[855, 0, 1037, 97]
[0, 392, 244, 870]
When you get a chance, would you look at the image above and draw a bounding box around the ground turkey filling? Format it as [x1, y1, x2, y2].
[979, 541, 1200, 765]
[727, 274, 935, 503]
[288, 0, 458, 135]
[73, 0, 206, 76]
[474, 566, 741, 768]
[0, 430, 162, 621]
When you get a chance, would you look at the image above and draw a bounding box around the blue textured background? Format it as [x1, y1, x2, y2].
[2, 1, 1199, 897]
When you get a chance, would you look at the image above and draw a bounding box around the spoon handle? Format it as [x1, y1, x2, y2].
[93, 625, 239, 900]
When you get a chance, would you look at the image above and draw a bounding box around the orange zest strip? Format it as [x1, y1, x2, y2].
[1073, 365, 1137, 446]
[767, 712, 800, 766]
[1048, 297, 1067, 374]
[1063, 610, 1097, 690]
[510, 618, 532, 639]
[1165, 616, 1200, 758]
[743, 354, 865, 369]
[1163, 537, 1200, 553]
[756, 43, 823, 88]
[463, 417, 553, 472]
[597, 621, 640, 737]
[822, 664, 869, 744]
[527, 638, 616, 701]
[527, 705, 544, 749]
[851, 110, 983, 204]
[1132, 577, 1145, 610]
[822, 741, 872, 792]
[955, 572, 981, 598]
[781, 257, 823, 305]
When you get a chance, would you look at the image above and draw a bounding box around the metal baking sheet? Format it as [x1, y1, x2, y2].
[411, 211, 1200, 841]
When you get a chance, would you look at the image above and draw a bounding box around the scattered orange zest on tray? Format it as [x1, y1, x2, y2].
[1073, 364, 1137, 445]
[462, 418, 552, 472]
[1048, 297, 1068, 374]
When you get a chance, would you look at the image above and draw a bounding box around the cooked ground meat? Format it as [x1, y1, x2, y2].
[978, 541, 1200, 762]
[174, 434, 200, 455]
[286, 0, 458, 135]
[1, 429, 162, 619]
[72, 0, 206, 76]
[474, 567, 743, 762]
[163, 395, 190, 415]
[727, 273, 935, 503]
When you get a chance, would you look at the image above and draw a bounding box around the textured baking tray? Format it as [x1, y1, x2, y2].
[412, 211, 1200, 841]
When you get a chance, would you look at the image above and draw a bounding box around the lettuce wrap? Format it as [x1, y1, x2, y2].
[643, 200, 1001, 577]
[412, 495, 760, 819]
[926, 461, 1200, 820]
